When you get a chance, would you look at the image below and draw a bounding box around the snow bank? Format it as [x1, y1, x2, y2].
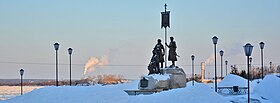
[128, 84, 230, 103]
[186, 81, 201, 87]
[254, 75, 280, 103]
[0, 81, 231, 103]
[251, 79, 262, 90]
[2, 86, 128, 103]
[218, 74, 247, 87]
[0, 86, 42, 100]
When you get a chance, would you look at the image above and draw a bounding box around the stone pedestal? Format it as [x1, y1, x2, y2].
[138, 67, 186, 90]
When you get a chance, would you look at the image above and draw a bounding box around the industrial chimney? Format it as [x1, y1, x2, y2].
[201, 62, 205, 80]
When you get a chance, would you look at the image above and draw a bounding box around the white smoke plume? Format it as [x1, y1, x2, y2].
[83, 56, 108, 76]
[205, 54, 214, 65]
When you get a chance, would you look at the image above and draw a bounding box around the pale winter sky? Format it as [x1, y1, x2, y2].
[0, 0, 280, 79]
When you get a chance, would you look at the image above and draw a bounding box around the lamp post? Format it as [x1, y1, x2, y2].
[220, 50, 224, 79]
[270, 61, 272, 73]
[19, 69, 24, 95]
[225, 60, 228, 76]
[191, 55, 195, 86]
[68, 48, 73, 86]
[259, 42, 264, 79]
[212, 36, 218, 92]
[54, 43, 59, 87]
[250, 57, 252, 80]
[243, 43, 253, 103]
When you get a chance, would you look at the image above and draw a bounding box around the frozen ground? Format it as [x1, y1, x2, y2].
[0, 74, 279, 103]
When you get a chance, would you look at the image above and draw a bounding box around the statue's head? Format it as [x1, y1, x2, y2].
[170, 37, 174, 41]
[157, 39, 161, 43]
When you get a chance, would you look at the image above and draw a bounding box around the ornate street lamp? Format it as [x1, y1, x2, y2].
[191, 55, 195, 86]
[220, 50, 224, 78]
[19, 68, 24, 95]
[243, 43, 253, 103]
[259, 42, 264, 79]
[212, 36, 218, 92]
[225, 60, 228, 76]
[54, 43, 59, 87]
[68, 48, 73, 86]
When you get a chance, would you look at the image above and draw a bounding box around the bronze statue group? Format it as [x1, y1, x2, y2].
[148, 37, 178, 75]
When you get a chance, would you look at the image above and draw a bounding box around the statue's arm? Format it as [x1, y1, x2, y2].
[165, 43, 170, 48]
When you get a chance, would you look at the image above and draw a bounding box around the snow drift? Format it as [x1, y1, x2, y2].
[218, 74, 247, 87]
[0, 81, 230, 103]
[129, 84, 229, 103]
[254, 74, 280, 103]
[1, 74, 279, 103]
[1, 86, 128, 103]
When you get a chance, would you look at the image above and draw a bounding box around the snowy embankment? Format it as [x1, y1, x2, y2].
[1, 85, 129, 103]
[218, 74, 259, 93]
[1, 74, 279, 103]
[128, 84, 229, 103]
[218, 74, 247, 87]
[0, 86, 42, 100]
[254, 74, 280, 103]
[219, 74, 280, 103]
[0, 80, 229, 103]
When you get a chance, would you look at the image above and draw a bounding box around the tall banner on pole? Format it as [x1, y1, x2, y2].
[161, 3, 170, 67]
[161, 11, 170, 28]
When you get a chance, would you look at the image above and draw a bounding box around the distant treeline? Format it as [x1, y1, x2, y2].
[230, 65, 280, 80]
[0, 74, 128, 86]
[0, 79, 56, 86]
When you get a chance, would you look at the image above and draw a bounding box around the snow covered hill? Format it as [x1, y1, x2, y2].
[128, 84, 229, 103]
[1, 86, 129, 103]
[218, 74, 247, 87]
[254, 74, 280, 103]
[0, 74, 279, 103]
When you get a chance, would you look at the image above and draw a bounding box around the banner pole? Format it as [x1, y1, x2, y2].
[165, 27, 167, 68]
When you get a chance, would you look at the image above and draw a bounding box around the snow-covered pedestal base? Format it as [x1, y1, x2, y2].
[138, 67, 186, 90]
[138, 74, 170, 90]
[161, 67, 187, 89]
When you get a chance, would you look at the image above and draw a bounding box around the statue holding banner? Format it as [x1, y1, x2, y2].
[165, 36, 177, 66]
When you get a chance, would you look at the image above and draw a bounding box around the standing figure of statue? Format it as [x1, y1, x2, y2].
[154, 39, 165, 68]
[165, 36, 177, 66]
